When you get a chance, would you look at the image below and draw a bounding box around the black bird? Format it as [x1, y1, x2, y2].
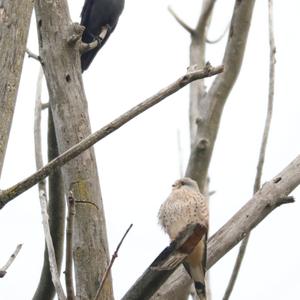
[80, 0, 125, 72]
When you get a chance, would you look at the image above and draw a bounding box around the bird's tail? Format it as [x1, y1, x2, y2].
[184, 237, 207, 300]
[194, 280, 206, 300]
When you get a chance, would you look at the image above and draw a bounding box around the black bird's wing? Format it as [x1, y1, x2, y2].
[80, 0, 124, 72]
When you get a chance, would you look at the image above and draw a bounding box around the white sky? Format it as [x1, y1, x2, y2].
[1, 1, 300, 299]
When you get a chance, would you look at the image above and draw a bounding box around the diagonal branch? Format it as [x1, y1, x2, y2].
[95, 224, 133, 300]
[207, 153, 297, 269]
[168, 6, 194, 34]
[25, 48, 42, 62]
[206, 22, 229, 44]
[151, 153, 298, 299]
[0, 64, 223, 209]
[223, 1, 276, 298]
[122, 224, 207, 300]
[0, 244, 22, 278]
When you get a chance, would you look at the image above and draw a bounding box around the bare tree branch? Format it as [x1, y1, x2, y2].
[151, 153, 298, 299]
[206, 23, 229, 44]
[129, 160, 296, 300]
[0, 64, 223, 209]
[176, 130, 184, 178]
[223, 1, 276, 298]
[33, 67, 66, 300]
[0, 244, 22, 278]
[65, 192, 76, 300]
[187, 0, 256, 190]
[25, 48, 42, 62]
[168, 6, 194, 34]
[122, 224, 207, 300]
[0, 1, 33, 178]
[195, 0, 216, 33]
[38, 189, 66, 300]
[42, 103, 49, 110]
[34, 67, 44, 170]
[95, 224, 133, 300]
[33, 108, 66, 300]
[207, 155, 297, 269]
[189, 0, 216, 145]
[151, 155, 300, 300]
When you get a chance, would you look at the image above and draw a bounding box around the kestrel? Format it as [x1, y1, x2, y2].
[158, 177, 208, 300]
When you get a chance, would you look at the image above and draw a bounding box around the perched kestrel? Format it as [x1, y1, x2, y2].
[158, 177, 208, 300]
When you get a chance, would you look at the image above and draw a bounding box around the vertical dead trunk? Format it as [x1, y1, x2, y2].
[0, 0, 33, 178]
[186, 0, 256, 190]
[34, 1, 113, 299]
[33, 109, 66, 300]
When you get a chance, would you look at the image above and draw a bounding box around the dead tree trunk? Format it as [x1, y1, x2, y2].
[34, 1, 113, 299]
[0, 0, 33, 178]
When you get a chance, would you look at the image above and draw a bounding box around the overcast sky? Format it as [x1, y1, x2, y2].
[1, 1, 300, 299]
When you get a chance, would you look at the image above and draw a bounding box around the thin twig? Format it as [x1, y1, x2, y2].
[0, 64, 223, 209]
[34, 67, 66, 300]
[95, 224, 133, 300]
[223, 1, 276, 299]
[41, 102, 49, 110]
[206, 22, 230, 44]
[168, 6, 194, 34]
[65, 192, 76, 300]
[26, 48, 41, 62]
[0, 244, 22, 278]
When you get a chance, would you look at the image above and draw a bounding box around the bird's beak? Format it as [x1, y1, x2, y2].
[172, 181, 182, 188]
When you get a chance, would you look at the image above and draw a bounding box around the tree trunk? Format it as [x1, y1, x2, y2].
[34, 1, 113, 299]
[33, 109, 66, 300]
[0, 0, 33, 178]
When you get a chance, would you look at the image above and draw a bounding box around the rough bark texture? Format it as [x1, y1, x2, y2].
[34, 1, 112, 299]
[33, 110, 66, 300]
[0, 0, 33, 178]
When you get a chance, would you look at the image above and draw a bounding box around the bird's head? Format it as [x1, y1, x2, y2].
[172, 177, 199, 190]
